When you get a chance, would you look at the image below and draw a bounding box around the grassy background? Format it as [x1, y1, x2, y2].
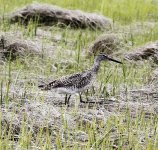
[0, 0, 158, 149]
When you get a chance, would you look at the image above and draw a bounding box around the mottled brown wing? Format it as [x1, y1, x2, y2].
[75, 72, 92, 88]
[48, 72, 83, 88]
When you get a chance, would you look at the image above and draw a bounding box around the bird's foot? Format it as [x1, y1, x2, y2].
[80, 98, 104, 104]
[80, 99, 87, 103]
[79, 93, 104, 104]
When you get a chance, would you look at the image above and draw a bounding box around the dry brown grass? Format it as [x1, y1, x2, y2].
[125, 42, 158, 62]
[88, 34, 126, 56]
[7, 3, 111, 30]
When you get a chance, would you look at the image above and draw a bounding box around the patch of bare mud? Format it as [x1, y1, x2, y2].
[1, 76, 158, 148]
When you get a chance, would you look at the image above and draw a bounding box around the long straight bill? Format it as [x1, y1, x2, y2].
[107, 57, 122, 64]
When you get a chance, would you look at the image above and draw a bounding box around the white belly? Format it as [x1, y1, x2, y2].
[56, 87, 77, 94]
[55, 83, 93, 94]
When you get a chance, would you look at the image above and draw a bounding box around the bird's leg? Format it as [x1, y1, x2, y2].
[80, 92, 104, 104]
[65, 94, 68, 105]
[92, 86, 96, 95]
[67, 95, 71, 106]
[84, 89, 90, 101]
[79, 93, 86, 103]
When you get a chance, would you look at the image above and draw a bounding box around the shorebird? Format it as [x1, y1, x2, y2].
[38, 54, 122, 105]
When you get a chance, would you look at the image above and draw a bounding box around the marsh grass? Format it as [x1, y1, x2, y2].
[0, 0, 158, 149]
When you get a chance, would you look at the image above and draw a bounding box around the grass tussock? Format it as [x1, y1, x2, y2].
[125, 42, 158, 62]
[8, 3, 111, 30]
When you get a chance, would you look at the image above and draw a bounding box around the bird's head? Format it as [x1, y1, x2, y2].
[95, 54, 122, 64]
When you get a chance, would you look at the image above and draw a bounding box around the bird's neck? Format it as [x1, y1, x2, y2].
[91, 60, 101, 74]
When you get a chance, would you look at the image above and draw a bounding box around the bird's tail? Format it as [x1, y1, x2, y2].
[38, 84, 52, 90]
[38, 81, 52, 90]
